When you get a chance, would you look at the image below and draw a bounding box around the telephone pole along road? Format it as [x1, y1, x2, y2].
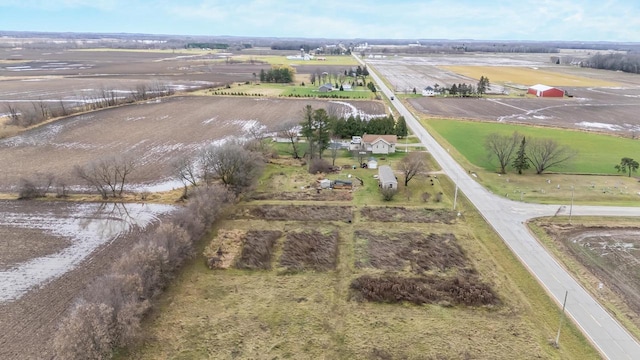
[355, 54, 640, 359]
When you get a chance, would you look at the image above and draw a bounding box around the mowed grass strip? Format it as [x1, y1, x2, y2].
[441, 65, 620, 87]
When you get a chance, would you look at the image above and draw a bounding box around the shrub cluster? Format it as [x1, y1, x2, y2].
[350, 274, 498, 306]
[53, 185, 235, 359]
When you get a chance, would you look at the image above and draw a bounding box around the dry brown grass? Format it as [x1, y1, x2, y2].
[232, 204, 353, 222]
[360, 206, 456, 223]
[203, 229, 244, 269]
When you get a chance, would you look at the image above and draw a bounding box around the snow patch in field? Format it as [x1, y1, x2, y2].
[202, 116, 218, 125]
[328, 101, 386, 120]
[0, 202, 175, 302]
[576, 122, 623, 131]
[232, 119, 263, 132]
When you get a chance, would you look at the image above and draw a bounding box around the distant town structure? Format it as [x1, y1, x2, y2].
[527, 84, 564, 97]
[318, 83, 333, 92]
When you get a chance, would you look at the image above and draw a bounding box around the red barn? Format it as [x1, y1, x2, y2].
[528, 84, 564, 97]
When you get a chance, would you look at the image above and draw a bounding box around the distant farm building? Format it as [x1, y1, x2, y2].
[378, 165, 398, 190]
[528, 84, 564, 98]
[422, 86, 436, 97]
[319, 83, 333, 92]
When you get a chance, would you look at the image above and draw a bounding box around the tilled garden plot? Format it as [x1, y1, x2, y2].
[352, 230, 497, 307]
[354, 231, 467, 273]
[235, 230, 283, 270]
[250, 190, 353, 202]
[350, 274, 498, 306]
[232, 204, 353, 222]
[360, 206, 456, 224]
[279, 230, 339, 271]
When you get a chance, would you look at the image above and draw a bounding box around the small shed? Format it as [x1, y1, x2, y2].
[367, 158, 378, 169]
[319, 83, 333, 92]
[527, 84, 564, 97]
[378, 165, 397, 190]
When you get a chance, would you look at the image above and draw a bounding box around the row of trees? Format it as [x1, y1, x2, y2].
[53, 186, 235, 359]
[4, 83, 175, 128]
[259, 66, 295, 83]
[485, 132, 577, 174]
[582, 53, 640, 74]
[290, 105, 408, 160]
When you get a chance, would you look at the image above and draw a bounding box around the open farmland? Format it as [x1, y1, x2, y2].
[532, 218, 640, 338]
[366, 53, 640, 135]
[123, 160, 596, 359]
[0, 96, 384, 192]
[0, 200, 175, 359]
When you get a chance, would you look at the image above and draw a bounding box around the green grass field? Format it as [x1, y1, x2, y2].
[427, 118, 640, 175]
[423, 118, 640, 205]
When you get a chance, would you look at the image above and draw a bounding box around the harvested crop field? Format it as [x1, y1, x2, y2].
[410, 93, 640, 134]
[231, 204, 353, 222]
[0, 200, 174, 359]
[0, 96, 384, 192]
[536, 222, 640, 331]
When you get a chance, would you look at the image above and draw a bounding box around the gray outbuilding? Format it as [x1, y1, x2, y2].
[378, 165, 397, 190]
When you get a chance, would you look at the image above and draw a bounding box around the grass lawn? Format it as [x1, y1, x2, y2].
[423, 118, 640, 205]
[441, 66, 620, 87]
[120, 155, 598, 360]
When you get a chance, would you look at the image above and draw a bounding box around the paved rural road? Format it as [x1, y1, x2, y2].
[355, 55, 640, 359]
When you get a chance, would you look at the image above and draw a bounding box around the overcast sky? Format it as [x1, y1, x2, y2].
[0, 0, 638, 42]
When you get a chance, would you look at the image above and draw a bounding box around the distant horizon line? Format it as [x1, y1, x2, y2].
[1, 29, 638, 45]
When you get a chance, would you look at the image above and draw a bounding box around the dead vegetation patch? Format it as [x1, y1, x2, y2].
[203, 229, 244, 269]
[350, 273, 498, 306]
[235, 230, 282, 270]
[251, 190, 352, 201]
[280, 230, 339, 271]
[232, 205, 353, 222]
[355, 231, 467, 274]
[360, 206, 456, 224]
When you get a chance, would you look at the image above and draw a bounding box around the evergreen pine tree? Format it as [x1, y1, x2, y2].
[513, 136, 530, 174]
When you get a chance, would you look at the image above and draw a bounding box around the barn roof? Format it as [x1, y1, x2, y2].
[378, 165, 397, 184]
[529, 84, 556, 92]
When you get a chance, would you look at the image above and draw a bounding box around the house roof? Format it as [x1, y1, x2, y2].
[378, 165, 397, 184]
[424, 86, 434, 90]
[362, 134, 397, 145]
[529, 84, 557, 92]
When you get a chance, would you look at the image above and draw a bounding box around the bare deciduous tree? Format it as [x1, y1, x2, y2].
[200, 142, 264, 193]
[484, 132, 521, 174]
[17, 172, 55, 199]
[172, 155, 199, 198]
[398, 152, 427, 186]
[277, 121, 301, 159]
[527, 138, 577, 174]
[74, 156, 136, 198]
